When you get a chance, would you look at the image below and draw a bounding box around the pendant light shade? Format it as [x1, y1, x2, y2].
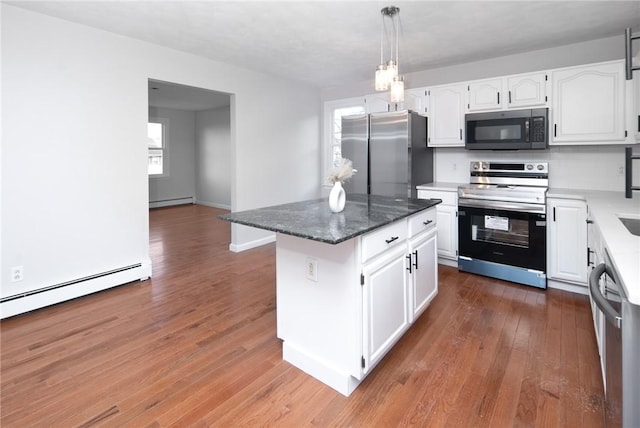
[375, 64, 389, 91]
[374, 6, 404, 103]
[390, 76, 404, 103]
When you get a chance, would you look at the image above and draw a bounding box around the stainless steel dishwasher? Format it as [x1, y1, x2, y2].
[589, 249, 640, 427]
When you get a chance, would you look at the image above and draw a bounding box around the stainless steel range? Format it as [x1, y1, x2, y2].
[457, 161, 549, 288]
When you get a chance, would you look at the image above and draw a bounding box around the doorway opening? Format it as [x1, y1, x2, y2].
[147, 79, 232, 210]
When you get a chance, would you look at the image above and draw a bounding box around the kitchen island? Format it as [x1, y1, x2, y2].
[220, 194, 441, 395]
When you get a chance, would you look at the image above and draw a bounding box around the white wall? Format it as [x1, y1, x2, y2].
[1, 5, 320, 303]
[148, 107, 197, 204]
[195, 106, 231, 209]
[322, 35, 636, 192]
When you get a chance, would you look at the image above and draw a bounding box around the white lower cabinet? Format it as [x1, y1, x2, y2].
[276, 207, 439, 396]
[362, 243, 410, 374]
[547, 197, 588, 286]
[409, 228, 438, 321]
[417, 188, 458, 265]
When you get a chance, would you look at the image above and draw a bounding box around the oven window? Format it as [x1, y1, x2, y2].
[470, 214, 529, 248]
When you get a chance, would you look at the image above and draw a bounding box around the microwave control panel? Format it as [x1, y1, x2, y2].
[531, 116, 546, 143]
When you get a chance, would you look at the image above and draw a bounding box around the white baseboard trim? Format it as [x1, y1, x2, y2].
[0, 260, 152, 319]
[438, 257, 458, 268]
[283, 341, 360, 397]
[547, 279, 589, 295]
[195, 200, 231, 210]
[229, 235, 276, 252]
[149, 197, 194, 209]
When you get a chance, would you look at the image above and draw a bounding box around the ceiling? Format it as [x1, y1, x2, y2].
[7, 1, 640, 90]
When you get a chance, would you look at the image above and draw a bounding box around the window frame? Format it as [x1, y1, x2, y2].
[322, 97, 366, 188]
[148, 117, 169, 178]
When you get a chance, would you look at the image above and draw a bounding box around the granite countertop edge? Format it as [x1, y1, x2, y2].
[219, 195, 442, 245]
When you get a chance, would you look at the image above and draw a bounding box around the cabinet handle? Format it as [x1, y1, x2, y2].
[459, 128, 463, 140]
[413, 250, 419, 270]
[553, 207, 556, 222]
[587, 247, 594, 266]
[554, 124, 557, 137]
[508, 90, 512, 104]
[497, 92, 500, 105]
[637, 115, 639, 132]
[586, 219, 594, 224]
[406, 254, 413, 274]
[423, 220, 433, 226]
[385, 236, 399, 244]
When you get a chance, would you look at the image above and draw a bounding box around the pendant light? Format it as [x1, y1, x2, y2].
[374, 6, 404, 103]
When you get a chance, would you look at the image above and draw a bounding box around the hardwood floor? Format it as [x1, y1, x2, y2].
[1, 204, 605, 427]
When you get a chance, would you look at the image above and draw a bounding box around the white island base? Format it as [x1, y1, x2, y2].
[275, 208, 438, 396]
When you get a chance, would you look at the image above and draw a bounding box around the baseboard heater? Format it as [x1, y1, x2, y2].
[0, 263, 150, 319]
[149, 196, 194, 209]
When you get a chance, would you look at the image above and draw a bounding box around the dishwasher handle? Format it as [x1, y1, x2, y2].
[589, 263, 622, 329]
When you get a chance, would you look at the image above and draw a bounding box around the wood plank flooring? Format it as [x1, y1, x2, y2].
[1, 204, 605, 427]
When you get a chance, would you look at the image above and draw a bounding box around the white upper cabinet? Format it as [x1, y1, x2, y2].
[402, 87, 428, 116]
[507, 72, 548, 108]
[467, 72, 548, 111]
[428, 83, 466, 147]
[364, 93, 391, 114]
[551, 60, 627, 144]
[467, 78, 503, 111]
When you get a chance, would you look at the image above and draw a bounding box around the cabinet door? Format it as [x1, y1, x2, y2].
[402, 88, 428, 116]
[364, 94, 391, 113]
[409, 228, 438, 321]
[507, 72, 548, 108]
[552, 61, 626, 143]
[436, 204, 458, 260]
[428, 84, 465, 147]
[634, 74, 640, 141]
[362, 245, 410, 374]
[547, 198, 588, 284]
[467, 78, 503, 111]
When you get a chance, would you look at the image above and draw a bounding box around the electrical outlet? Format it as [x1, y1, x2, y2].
[306, 257, 318, 282]
[618, 165, 625, 175]
[11, 266, 24, 282]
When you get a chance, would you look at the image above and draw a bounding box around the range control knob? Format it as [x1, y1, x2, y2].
[482, 162, 489, 170]
[537, 164, 545, 171]
[472, 163, 479, 170]
[526, 164, 534, 170]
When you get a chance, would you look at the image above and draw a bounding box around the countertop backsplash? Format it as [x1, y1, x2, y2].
[433, 145, 640, 191]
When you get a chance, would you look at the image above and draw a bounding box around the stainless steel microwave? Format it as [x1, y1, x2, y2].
[465, 108, 548, 150]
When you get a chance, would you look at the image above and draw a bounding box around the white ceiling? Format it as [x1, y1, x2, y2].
[7, 0, 640, 90]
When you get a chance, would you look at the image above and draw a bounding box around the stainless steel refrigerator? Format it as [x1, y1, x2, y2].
[341, 110, 433, 199]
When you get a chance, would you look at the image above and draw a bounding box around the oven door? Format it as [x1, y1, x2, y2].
[458, 201, 546, 272]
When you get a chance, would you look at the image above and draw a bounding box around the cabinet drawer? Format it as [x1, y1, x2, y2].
[408, 209, 437, 238]
[417, 190, 457, 206]
[362, 221, 407, 263]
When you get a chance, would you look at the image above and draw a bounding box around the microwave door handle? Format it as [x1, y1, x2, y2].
[589, 263, 622, 328]
[524, 119, 530, 142]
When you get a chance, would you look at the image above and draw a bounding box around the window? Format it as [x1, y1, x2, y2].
[323, 98, 365, 183]
[148, 118, 168, 176]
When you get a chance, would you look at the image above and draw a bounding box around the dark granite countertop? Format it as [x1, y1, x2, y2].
[218, 194, 442, 245]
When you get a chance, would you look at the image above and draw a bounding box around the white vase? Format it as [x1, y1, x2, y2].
[329, 181, 346, 213]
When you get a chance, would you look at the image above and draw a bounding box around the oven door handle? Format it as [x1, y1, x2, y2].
[589, 263, 622, 329]
[458, 198, 546, 214]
